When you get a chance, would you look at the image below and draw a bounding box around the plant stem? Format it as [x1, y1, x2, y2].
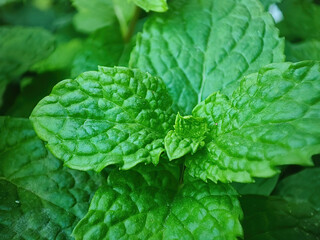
[124, 7, 141, 43]
[179, 163, 185, 185]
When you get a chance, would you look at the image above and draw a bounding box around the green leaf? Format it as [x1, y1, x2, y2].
[73, 166, 243, 240]
[187, 61, 320, 183]
[31, 39, 83, 74]
[232, 174, 279, 196]
[240, 195, 320, 240]
[130, 0, 167, 12]
[0, 0, 74, 31]
[165, 113, 208, 160]
[0, 26, 54, 77]
[278, 0, 320, 41]
[4, 71, 70, 118]
[0, 26, 55, 106]
[0, 117, 104, 239]
[286, 40, 320, 62]
[130, 0, 284, 114]
[0, 0, 19, 6]
[30, 67, 176, 172]
[260, 0, 282, 8]
[71, 26, 126, 78]
[274, 168, 320, 210]
[72, 0, 135, 35]
[72, 0, 115, 33]
[0, 78, 8, 108]
[241, 169, 320, 239]
[112, 0, 136, 36]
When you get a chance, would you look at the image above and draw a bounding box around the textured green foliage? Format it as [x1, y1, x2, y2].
[165, 113, 208, 160]
[286, 40, 320, 62]
[73, 166, 243, 240]
[130, 0, 284, 114]
[278, 0, 320, 40]
[2, 0, 320, 238]
[131, 0, 168, 12]
[186, 61, 320, 183]
[30, 67, 176, 171]
[0, 117, 104, 239]
[232, 174, 279, 196]
[241, 195, 320, 240]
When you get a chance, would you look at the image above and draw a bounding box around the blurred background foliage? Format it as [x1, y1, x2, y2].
[1, 0, 319, 118]
[0, 0, 320, 239]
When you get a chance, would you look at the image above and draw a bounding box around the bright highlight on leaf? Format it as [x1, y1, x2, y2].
[73, 165, 243, 240]
[30, 66, 176, 172]
[165, 113, 208, 160]
[0, 117, 104, 239]
[186, 61, 320, 183]
[130, 0, 284, 114]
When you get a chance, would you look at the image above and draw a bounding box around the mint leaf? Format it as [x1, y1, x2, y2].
[187, 61, 320, 183]
[130, 0, 284, 114]
[0, 26, 55, 106]
[286, 40, 320, 62]
[0, 26, 55, 79]
[278, 0, 320, 41]
[72, 0, 135, 35]
[112, 0, 136, 37]
[260, 0, 282, 8]
[31, 39, 83, 74]
[130, 0, 168, 12]
[242, 169, 320, 239]
[241, 195, 320, 240]
[0, 117, 104, 239]
[72, 0, 115, 33]
[165, 113, 208, 160]
[232, 174, 279, 196]
[71, 26, 126, 77]
[0, 78, 8, 107]
[0, 0, 19, 6]
[30, 67, 176, 171]
[0, 0, 74, 31]
[73, 166, 243, 239]
[274, 168, 320, 210]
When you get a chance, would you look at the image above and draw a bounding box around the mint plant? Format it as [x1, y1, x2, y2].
[1, 0, 320, 239]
